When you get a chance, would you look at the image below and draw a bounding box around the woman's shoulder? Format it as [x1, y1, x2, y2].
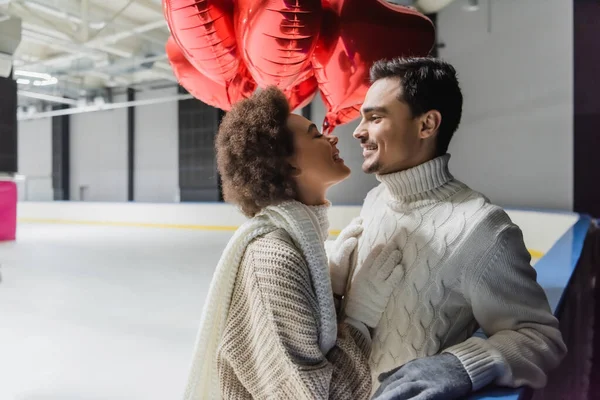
[246, 227, 295, 251]
[254, 228, 295, 246]
[244, 228, 310, 277]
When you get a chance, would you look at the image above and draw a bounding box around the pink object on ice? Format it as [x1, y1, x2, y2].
[0, 181, 17, 241]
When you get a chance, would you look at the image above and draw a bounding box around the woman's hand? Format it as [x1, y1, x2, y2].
[344, 241, 403, 328]
[326, 217, 363, 296]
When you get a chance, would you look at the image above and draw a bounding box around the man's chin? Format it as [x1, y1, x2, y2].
[362, 160, 379, 174]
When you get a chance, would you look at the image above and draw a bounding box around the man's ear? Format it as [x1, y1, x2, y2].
[419, 110, 442, 140]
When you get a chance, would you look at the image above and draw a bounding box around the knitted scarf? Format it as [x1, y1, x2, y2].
[183, 200, 337, 400]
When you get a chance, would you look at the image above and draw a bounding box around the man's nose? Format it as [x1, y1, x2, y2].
[353, 124, 367, 140]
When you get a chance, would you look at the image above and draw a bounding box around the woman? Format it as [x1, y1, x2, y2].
[184, 87, 399, 399]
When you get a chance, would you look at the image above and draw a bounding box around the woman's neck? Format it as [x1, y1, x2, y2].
[296, 184, 327, 206]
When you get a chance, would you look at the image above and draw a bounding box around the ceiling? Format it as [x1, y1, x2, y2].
[1, 0, 174, 109]
[2, 0, 461, 115]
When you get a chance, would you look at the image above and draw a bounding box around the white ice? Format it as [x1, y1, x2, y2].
[0, 223, 233, 400]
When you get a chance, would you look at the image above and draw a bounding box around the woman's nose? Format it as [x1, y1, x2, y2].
[327, 135, 339, 146]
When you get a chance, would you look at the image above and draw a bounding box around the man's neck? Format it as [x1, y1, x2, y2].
[376, 154, 455, 202]
[379, 152, 438, 176]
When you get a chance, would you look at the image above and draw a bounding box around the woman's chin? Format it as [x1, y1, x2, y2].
[339, 162, 352, 178]
[328, 165, 352, 188]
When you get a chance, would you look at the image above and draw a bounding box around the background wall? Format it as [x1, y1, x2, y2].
[15, 0, 574, 210]
[437, 0, 573, 210]
[135, 87, 179, 203]
[17, 88, 180, 203]
[17, 118, 52, 201]
[70, 93, 128, 201]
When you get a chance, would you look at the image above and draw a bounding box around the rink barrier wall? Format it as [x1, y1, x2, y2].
[468, 215, 592, 400]
[17, 202, 581, 262]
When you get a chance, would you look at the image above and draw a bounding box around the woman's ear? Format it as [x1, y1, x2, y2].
[288, 159, 301, 177]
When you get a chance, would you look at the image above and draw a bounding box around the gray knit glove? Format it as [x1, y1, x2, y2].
[327, 217, 363, 296]
[344, 241, 402, 328]
[373, 353, 472, 400]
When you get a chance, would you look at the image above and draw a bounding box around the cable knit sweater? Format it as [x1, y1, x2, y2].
[351, 154, 566, 393]
[217, 227, 372, 399]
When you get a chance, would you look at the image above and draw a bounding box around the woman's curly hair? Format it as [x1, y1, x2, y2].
[216, 87, 298, 217]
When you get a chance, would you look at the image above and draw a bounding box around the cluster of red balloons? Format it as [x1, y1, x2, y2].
[164, 0, 435, 133]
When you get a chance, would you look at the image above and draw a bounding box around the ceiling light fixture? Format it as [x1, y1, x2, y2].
[14, 70, 52, 80]
[14, 70, 58, 86]
[34, 77, 58, 86]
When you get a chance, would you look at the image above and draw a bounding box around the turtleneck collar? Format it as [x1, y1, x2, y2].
[376, 154, 463, 207]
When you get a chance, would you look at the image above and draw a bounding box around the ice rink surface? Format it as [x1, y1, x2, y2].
[0, 223, 233, 400]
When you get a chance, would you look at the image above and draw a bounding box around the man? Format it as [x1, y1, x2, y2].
[328, 57, 566, 400]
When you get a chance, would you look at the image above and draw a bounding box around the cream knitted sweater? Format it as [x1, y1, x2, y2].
[217, 229, 372, 399]
[351, 154, 567, 393]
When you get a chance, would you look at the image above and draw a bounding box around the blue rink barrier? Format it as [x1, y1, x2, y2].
[468, 213, 593, 400]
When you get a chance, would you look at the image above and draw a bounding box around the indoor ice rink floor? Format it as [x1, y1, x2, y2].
[0, 222, 233, 400]
[0, 204, 588, 400]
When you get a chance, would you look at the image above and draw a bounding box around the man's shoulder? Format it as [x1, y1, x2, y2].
[446, 187, 529, 275]
[460, 195, 518, 247]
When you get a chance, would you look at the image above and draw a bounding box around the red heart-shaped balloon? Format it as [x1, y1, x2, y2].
[163, 0, 240, 84]
[235, 0, 323, 90]
[166, 36, 256, 111]
[284, 70, 318, 111]
[312, 0, 435, 133]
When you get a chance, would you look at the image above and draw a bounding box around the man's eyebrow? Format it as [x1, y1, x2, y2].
[361, 106, 388, 116]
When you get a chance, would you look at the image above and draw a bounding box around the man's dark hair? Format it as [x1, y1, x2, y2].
[215, 87, 298, 217]
[370, 57, 463, 156]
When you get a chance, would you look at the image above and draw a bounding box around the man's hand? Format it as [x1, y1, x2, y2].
[373, 353, 472, 400]
[327, 217, 363, 296]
